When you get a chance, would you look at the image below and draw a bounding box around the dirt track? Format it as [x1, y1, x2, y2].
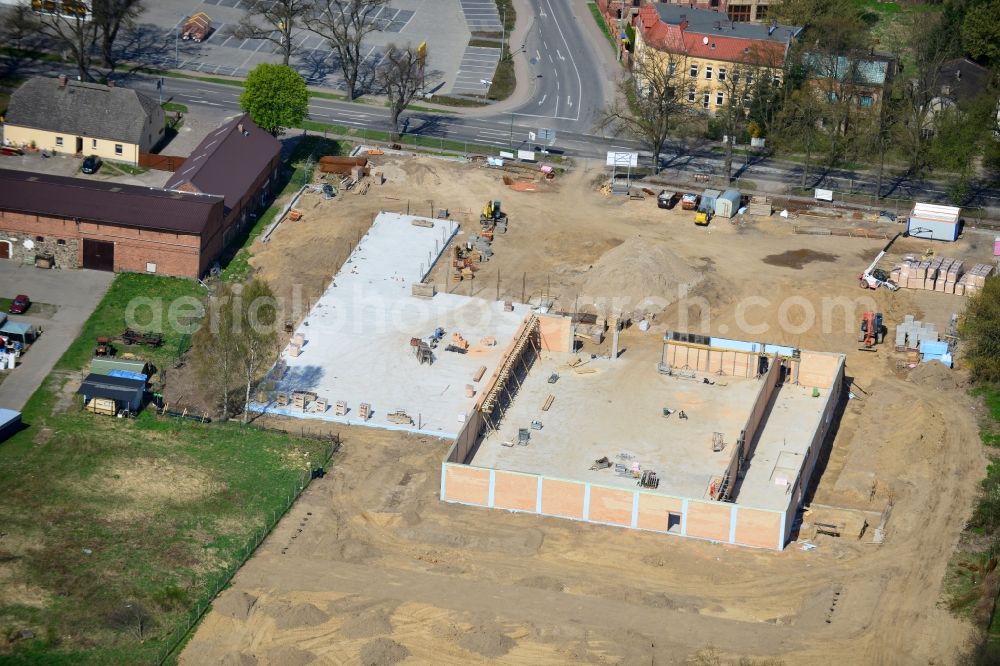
[181, 154, 991, 664]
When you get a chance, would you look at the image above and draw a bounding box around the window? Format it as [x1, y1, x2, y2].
[690, 63, 698, 78]
[746, 72, 753, 85]
[91, 139, 97, 148]
[688, 88, 696, 103]
[860, 95, 874, 108]
[755, 4, 769, 20]
[35, 236, 44, 242]
[55, 136, 63, 146]
[668, 61, 677, 75]
[667, 512, 682, 533]
[703, 92, 710, 109]
[728, 4, 752, 21]
[705, 65, 713, 80]
[718, 67, 727, 81]
[57, 239, 66, 245]
[114, 143, 123, 155]
[717, 91, 725, 105]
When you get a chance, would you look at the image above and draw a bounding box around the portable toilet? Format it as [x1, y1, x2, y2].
[715, 189, 742, 219]
[700, 188, 721, 213]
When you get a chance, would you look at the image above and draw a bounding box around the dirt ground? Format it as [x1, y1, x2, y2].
[180, 154, 993, 664]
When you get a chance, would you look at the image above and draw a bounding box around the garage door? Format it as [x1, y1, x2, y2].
[82, 239, 114, 271]
[0, 242, 8, 259]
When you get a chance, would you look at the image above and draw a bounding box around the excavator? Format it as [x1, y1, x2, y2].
[480, 200, 508, 230]
[859, 230, 908, 290]
[858, 311, 885, 351]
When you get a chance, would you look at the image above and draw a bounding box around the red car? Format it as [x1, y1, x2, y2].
[9, 295, 30, 314]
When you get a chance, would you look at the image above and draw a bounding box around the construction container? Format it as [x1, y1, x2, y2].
[700, 188, 721, 213]
[907, 202, 960, 242]
[994, 236, 1000, 256]
[714, 188, 742, 219]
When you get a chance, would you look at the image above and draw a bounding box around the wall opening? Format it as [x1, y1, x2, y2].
[668, 511, 682, 533]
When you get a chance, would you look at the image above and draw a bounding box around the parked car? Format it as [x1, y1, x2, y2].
[81, 155, 102, 174]
[0, 146, 24, 157]
[8, 295, 30, 314]
[657, 190, 679, 209]
[681, 193, 700, 210]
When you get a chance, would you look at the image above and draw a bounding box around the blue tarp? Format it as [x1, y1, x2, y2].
[107, 369, 148, 383]
[919, 340, 953, 367]
[709, 337, 797, 357]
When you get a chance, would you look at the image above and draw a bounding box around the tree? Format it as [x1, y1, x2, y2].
[864, 83, 901, 198]
[239, 63, 309, 136]
[231, 0, 311, 66]
[193, 282, 241, 421]
[597, 49, 689, 173]
[92, 0, 144, 73]
[23, 0, 100, 81]
[959, 276, 1000, 383]
[376, 44, 427, 140]
[235, 279, 279, 424]
[962, 0, 1000, 64]
[774, 89, 824, 187]
[310, 0, 386, 100]
[713, 49, 781, 182]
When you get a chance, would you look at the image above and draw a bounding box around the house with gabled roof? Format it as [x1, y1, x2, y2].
[3, 75, 165, 165]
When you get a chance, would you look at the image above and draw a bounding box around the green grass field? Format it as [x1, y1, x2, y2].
[0, 274, 335, 664]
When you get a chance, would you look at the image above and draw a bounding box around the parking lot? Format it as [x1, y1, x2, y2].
[140, 0, 477, 94]
[0, 261, 113, 410]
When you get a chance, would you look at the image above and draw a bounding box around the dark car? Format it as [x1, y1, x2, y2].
[0, 146, 24, 157]
[9, 295, 30, 314]
[81, 155, 102, 174]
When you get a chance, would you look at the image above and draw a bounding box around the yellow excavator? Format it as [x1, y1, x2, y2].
[480, 200, 508, 231]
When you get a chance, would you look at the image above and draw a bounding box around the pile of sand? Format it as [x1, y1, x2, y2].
[457, 620, 516, 658]
[339, 607, 393, 638]
[578, 235, 702, 314]
[214, 591, 258, 621]
[359, 638, 409, 665]
[271, 602, 328, 630]
[908, 360, 963, 390]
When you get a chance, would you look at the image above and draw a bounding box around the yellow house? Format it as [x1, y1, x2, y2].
[3, 75, 165, 165]
[634, 3, 800, 115]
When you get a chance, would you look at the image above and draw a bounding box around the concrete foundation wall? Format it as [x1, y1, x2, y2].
[665, 342, 756, 378]
[537, 314, 574, 352]
[797, 351, 840, 389]
[441, 463, 784, 548]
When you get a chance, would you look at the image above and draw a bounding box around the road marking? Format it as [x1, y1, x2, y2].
[556, 49, 565, 61]
[547, 54, 553, 63]
[543, 40, 548, 48]
[567, 96, 572, 107]
[537, 94, 547, 105]
[543, 0, 583, 122]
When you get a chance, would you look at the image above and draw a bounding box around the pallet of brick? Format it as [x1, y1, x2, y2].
[358, 402, 371, 420]
[473, 365, 487, 382]
[335, 400, 348, 416]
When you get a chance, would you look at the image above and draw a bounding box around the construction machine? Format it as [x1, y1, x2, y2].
[694, 210, 711, 226]
[480, 200, 508, 231]
[859, 231, 907, 290]
[858, 311, 884, 350]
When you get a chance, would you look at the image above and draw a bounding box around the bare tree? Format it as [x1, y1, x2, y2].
[23, 0, 99, 81]
[231, 0, 311, 66]
[92, 0, 144, 73]
[774, 88, 825, 188]
[310, 0, 386, 100]
[711, 54, 772, 182]
[193, 282, 242, 421]
[597, 49, 689, 173]
[235, 279, 279, 424]
[376, 44, 428, 140]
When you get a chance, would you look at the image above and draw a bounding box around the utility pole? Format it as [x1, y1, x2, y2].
[501, 6, 506, 55]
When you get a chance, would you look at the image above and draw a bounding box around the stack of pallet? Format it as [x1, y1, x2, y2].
[894, 315, 938, 351]
[956, 263, 995, 296]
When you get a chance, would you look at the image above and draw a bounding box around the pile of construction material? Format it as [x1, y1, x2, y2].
[890, 255, 993, 295]
[894, 315, 938, 351]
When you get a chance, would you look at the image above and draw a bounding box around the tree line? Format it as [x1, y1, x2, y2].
[600, 0, 1000, 201]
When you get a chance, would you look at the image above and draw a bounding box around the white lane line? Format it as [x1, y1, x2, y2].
[547, 54, 553, 63]
[567, 96, 572, 107]
[510, 111, 578, 121]
[556, 49, 564, 61]
[542, 40, 548, 48]
[537, 93, 547, 105]
[543, 0, 583, 122]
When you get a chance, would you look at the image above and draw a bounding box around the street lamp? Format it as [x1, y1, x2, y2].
[175, 15, 189, 68]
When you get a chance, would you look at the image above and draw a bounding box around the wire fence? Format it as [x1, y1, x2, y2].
[153, 432, 340, 665]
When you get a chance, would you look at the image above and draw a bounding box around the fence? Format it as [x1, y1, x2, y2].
[139, 152, 186, 172]
[153, 432, 340, 665]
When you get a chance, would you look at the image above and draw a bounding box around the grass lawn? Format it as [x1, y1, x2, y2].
[0, 297, 11, 312]
[220, 136, 347, 282]
[0, 273, 335, 664]
[851, 0, 940, 72]
[161, 101, 188, 114]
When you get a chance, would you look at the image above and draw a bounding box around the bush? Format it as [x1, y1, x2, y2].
[959, 276, 1000, 383]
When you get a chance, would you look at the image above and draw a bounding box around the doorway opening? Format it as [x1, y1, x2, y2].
[667, 511, 682, 534]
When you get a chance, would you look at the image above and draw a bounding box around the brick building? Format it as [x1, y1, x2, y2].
[0, 169, 225, 277]
[165, 113, 282, 250]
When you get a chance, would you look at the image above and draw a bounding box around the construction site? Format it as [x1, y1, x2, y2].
[180, 149, 994, 665]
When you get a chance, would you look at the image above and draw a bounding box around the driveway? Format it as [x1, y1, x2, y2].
[0, 262, 114, 411]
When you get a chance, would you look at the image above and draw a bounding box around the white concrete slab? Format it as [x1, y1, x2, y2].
[252, 212, 531, 437]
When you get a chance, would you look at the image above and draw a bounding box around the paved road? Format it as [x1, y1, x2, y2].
[0, 263, 114, 411]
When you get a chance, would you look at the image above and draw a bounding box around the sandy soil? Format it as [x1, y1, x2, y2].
[180, 154, 992, 664]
